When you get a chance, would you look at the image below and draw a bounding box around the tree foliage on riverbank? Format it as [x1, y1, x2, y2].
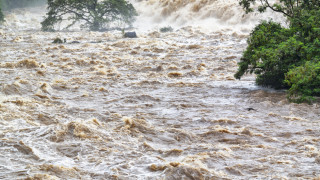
[41, 0, 137, 31]
[235, 0, 320, 103]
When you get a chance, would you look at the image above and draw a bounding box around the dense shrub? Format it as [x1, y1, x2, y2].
[285, 61, 320, 103]
[160, 26, 173, 33]
[235, 21, 297, 89]
[236, 0, 320, 103]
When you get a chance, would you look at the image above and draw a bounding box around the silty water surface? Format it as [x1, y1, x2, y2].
[0, 1, 319, 179]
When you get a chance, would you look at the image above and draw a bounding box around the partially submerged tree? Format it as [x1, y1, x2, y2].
[235, 0, 320, 103]
[41, 0, 138, 31]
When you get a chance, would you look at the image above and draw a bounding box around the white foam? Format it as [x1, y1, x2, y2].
[130, 0, 285, 33]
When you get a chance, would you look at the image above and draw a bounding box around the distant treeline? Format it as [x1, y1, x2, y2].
[0, 0, 46, 21]
[1, 0, 46, 10]
[0, 3, 3, 21]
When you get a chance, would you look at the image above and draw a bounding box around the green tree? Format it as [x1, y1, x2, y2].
[235, 0, 320, 103]
[239, 0, 320, 18]
[285, 61, 320, 103]
[41, 0, 137, 31]
[235, 21, 297, 89]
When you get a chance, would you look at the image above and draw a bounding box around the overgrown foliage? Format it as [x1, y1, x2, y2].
[239, 0, 320, 17]
[285, 61, 320, 103]
[160, 26, 173, 33]
[41, 0, 138, 31]
[235, 0, 320, 103]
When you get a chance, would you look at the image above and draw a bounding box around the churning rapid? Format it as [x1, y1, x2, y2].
[0, 0, 320, 179]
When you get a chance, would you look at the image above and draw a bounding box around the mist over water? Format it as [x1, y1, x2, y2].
[131, 0, 284, 32]
[0, 0, 319, 179]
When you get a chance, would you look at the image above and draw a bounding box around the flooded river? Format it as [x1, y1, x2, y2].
[0, 0, 320, 179]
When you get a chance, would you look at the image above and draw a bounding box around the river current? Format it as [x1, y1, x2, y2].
[0, 0, 320, 179]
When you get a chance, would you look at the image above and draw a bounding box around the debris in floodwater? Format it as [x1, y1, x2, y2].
[246, 107, 256, 111]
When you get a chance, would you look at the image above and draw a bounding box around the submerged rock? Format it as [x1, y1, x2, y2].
[124, 32, 137, 38]
[53, 38, 66, 44]
[70, 41, 80, 44]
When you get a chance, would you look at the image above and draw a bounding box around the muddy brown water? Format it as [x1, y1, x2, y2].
[1, 2, 320, 180]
